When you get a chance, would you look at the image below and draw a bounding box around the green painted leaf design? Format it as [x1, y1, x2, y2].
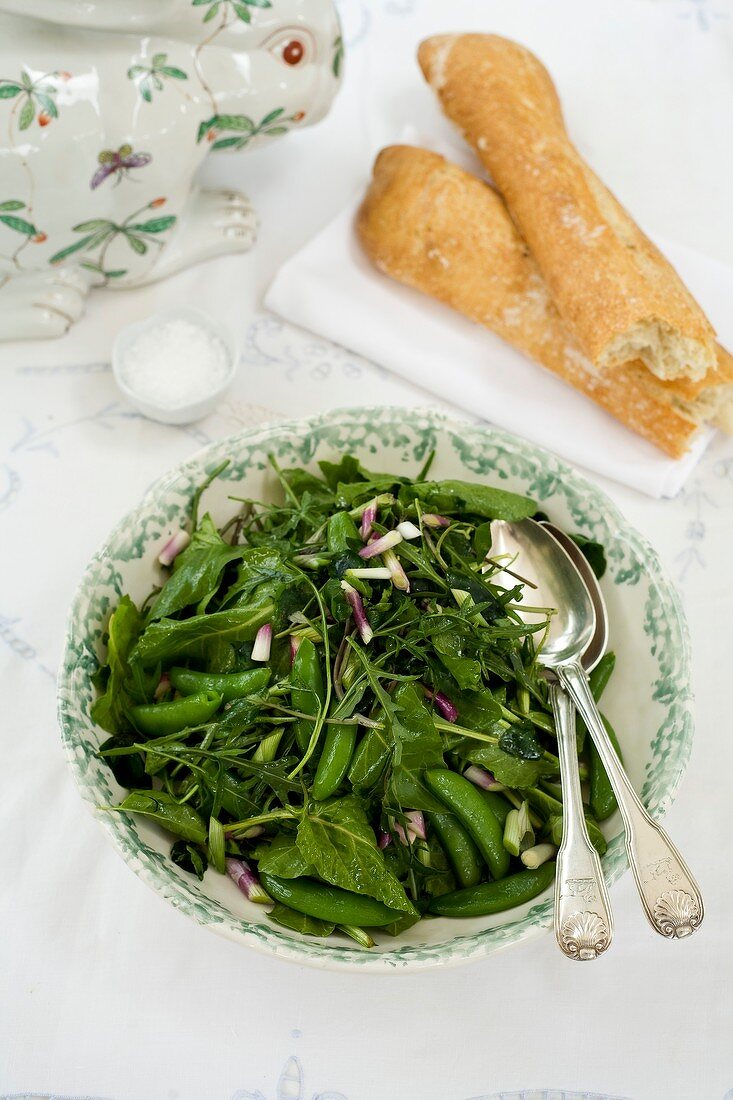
[50, 234, 100, 263]
[214, 114, 256, 132]
[141, 82, 152, 103]
[152, 52, 167, 67]
[127, 65, 145, 78]
[36, 93, 58, 118]
[0, 213, 37, 236]
[232, 2, 251, 21]
[125, 234, 147, 255]
[0, 83, 22, 98]
[262, 125, 288, 136]
[160, 67, 188, 80]
[244, 0, 272, 6]
[203, 2, 220, 21]
[74, 219, 115, 232]
[0, 199, 25, 211]
[260, 107, 285, 126]
[18, 98, 34, 131]
[127, 216, 176, 233]
[211, 136, 245, 150]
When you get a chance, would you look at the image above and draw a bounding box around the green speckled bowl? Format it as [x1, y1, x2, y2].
[58, 407, 693, 971]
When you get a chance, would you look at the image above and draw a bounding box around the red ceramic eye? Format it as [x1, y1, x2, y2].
[282, 39, 304, 66]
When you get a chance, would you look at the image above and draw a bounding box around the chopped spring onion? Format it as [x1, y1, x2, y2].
[340, 580, 373, 644]
[521, 842, 557, 869]
[358, 529, 403, 559]
[503, 801, 535, 857]
[251, 623, 272, 662]
[226, 858, 270, 903]
[158, 529, 190, 567]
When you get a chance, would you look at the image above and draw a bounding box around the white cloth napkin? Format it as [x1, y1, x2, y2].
[265, 189, 733, 498]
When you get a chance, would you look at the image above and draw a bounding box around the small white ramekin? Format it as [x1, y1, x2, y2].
[112, 306, 238, 425]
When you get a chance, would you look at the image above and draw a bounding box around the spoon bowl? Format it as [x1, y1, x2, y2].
[489, 519, 596, 670]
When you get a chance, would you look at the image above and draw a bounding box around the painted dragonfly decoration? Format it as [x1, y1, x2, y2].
[0, 0, 342, 340]
[90, 145, 152, 189]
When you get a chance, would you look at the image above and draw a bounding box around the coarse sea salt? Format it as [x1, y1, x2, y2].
[118, 317, 231, 410]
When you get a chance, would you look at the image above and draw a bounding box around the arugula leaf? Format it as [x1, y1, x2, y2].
[91, 596, 145, 733]
[132, 602, 273, 664]
[499, 720, 543, 760]
[255, 833, 313, 878]
[388, 684, 446, 812]
[406, 479, 536, 520]
[112, 790, 207, 843]
[457, 741, 546, 788]
[269, 902, 335, 937]
[296, 795, 415, 913]
[148, 514, 245, 620]
[571, 533, 607, 580]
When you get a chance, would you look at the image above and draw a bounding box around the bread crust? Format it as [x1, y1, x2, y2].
[357, 145, 703, 458]
[417, 34, 717, 382]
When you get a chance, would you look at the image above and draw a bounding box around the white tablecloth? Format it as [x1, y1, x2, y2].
[2, 3, 733, 1099]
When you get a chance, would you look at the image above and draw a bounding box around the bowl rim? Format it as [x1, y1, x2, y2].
[57, 405, 693, 972]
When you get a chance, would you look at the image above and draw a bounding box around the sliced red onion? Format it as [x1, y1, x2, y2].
[251, 623, 272, 663]
[358, 529, 403, 559]
[464, 764, 503, 791]
[393, 811, 427, 845]
[405, 810, 427, 841]
[158, 529, 190, 567]
[340, 580, 373, 644]
[289, 634, 302, 664]
[225, 858, 269, 903]
[433, 691, 458, 723]
[154, 672, 170, 701]
[421, 514, 451, 528]
[383, 548, 410, 593]
[397, 520, 421, 541]
[377, 829, 392, 850]
[360, 499, 377, 541]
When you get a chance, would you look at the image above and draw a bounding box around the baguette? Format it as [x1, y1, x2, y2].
[417, 34, 717, 383]
[357, 145, 724, 458]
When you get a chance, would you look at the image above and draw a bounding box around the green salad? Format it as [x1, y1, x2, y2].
[93, 452, 619, 947]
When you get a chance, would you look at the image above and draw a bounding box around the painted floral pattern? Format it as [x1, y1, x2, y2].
[193, 0, 272, 25]
[49, 198, 175, 282]
[127, 53, 189, 102]
[0, 68, 66, 130]
[197, 107, 299, 150]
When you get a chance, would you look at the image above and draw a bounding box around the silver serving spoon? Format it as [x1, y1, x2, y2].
[491, 518, 704, 947]
[540, 522, 704, 940]
[490, 519, 613, 960]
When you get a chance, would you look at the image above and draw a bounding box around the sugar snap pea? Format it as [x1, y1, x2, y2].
[291, 638, 325, 753]
[312, 721, 358, 801]
[428, 811, 483, 889]
[169, 666, 270, 702]
[131, 690, 222, 736]
[260, 873, 404, 927]
[425, 769, 510, 880]
[428, 863, 555, 917]
[585, 653, 622, 820]
[589, 713, 623, 821]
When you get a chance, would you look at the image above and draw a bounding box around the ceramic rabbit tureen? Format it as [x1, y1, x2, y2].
[0, 0, 342, 339]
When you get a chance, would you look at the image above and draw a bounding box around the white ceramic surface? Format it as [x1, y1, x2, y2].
[0, 0, 342, 340]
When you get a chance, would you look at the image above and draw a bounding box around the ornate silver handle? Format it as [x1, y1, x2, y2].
[550, 682, 613, 960]
[558, 661, 704, 939]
